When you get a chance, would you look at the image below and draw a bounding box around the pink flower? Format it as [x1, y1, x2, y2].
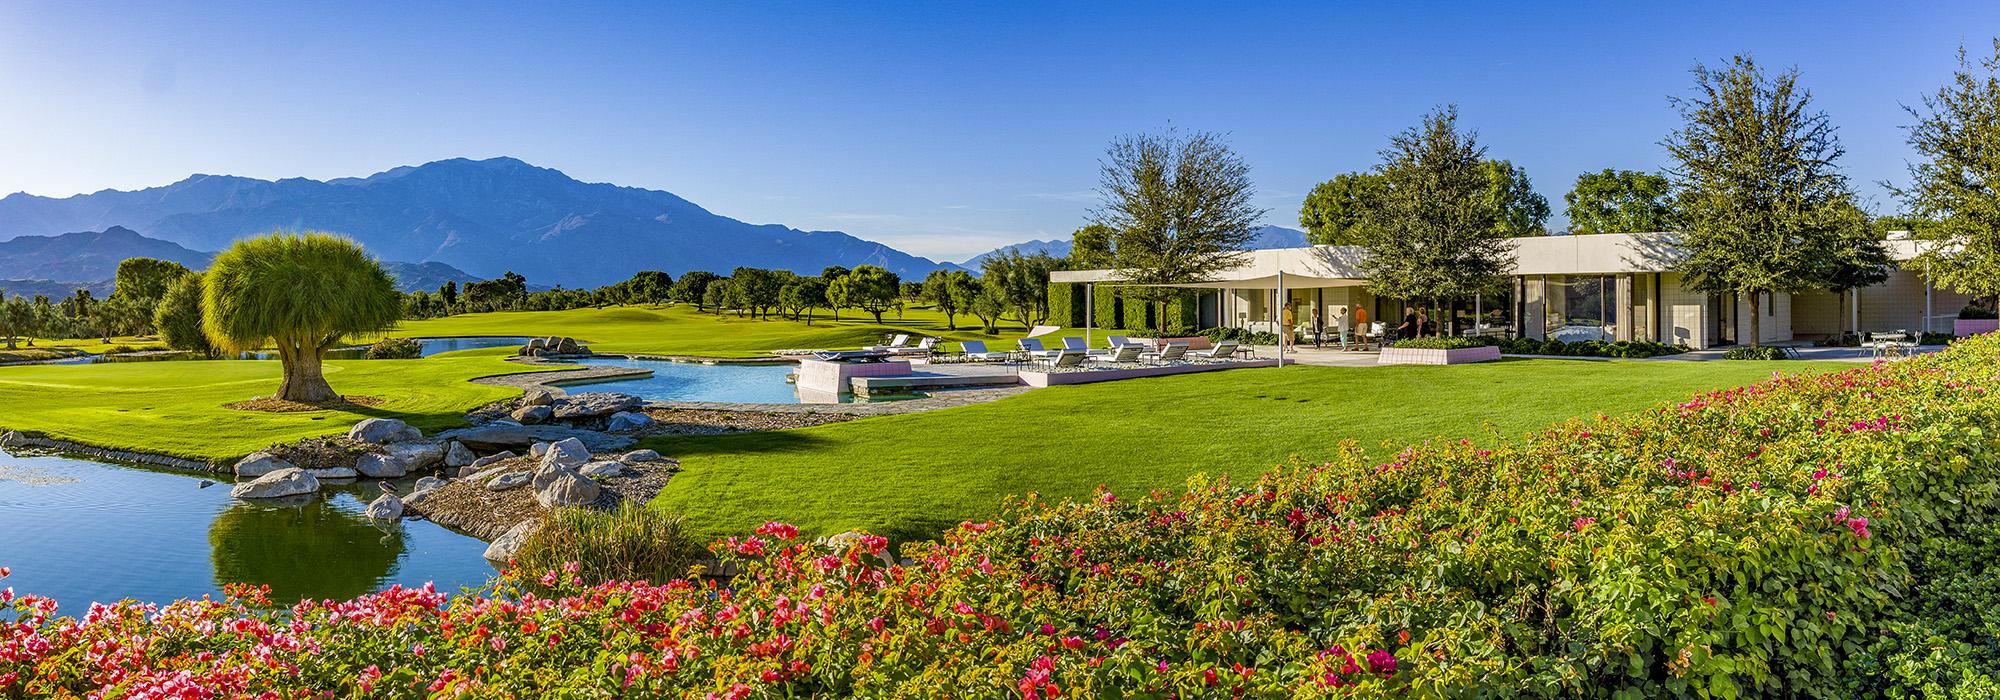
[1573, 517, 1596, 531]
[755, 521, 800, 540]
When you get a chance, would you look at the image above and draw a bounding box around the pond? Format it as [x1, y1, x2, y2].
[0, 447, 498, 610]
[47, 337, 532, 364]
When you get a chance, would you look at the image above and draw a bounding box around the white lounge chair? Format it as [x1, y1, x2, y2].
[1018, 338, 1060, 360]
[1089, 344, 1144, 365]
[1147, 342, 1189, 364]
[888, 337, 938, 356]
[958, 340, 1010, 362]
[1061, 336, 1090, 352]
[863, 334, 911, 352]
[1193, 340, 1239, 362]
[1036, 349, 1088, 371]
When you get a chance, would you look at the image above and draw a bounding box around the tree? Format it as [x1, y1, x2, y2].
[112, 258, 194, 334]
[820, 266, 851, 283]
[731, 268, 785, 319]
[1563, 169, 1679, 234]
[0, 294, 30, 350]
[1664, 56, 1853, 347]
[831, 265, 899, 323]
[203, 232, 402, 403]
[923, 270, 973, 329]
[1093, 129, 1263, 332]
[95, 294, 148, 342]
[701, 278, 731, 314]
[1897, 39, 2000, 308]
[155, 272, 217, 357]
[1818, 208, 1894, 340]
[438, 281, 459, 307]
[1355, 106, 1516, 334]
[1068, 224, 1116, 269]
[621, 271, 674, 305]
[780, 276, 829, 324]
[982, 251, 1057, 330]
[967, 278, 1007, 334]
[27, 295, 55, 347]
[1481, 160, 1551, 237]
[1298, 172, 1388, 245]
[672, 271, 720, 311]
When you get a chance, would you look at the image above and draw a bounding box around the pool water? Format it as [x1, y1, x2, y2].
[0, 448, 498, 610]
[566, 358, 852, 403]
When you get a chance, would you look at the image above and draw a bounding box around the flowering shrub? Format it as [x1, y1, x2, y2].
[6, 335, 2000, 697]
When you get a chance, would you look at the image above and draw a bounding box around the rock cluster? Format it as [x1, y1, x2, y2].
[518, 336, 589, 357]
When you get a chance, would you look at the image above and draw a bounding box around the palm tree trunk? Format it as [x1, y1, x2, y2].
[275, 343, 340, 404]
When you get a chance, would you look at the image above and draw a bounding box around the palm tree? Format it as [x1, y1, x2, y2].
[203, 232, 402, 403]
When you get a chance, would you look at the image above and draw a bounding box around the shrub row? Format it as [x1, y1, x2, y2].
[7, 335, 2000, 696]
[1499, 336, 1690, 358]
[1389, 336, 1490, 350]
[1722, 345, 1790, 361]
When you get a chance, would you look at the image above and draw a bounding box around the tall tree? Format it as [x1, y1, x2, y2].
[1355, 106, 1516, 332]
[1480, 160, 1551, 237]
[1563, 169, 1679, 234]
[671, 271, 720, 312]
[1896, 39, 2000, 309]
[982, 251, 1057, 331]
[111, 258, 194, 334]
[620, 271, 675, 305]
[731, 267, 785, 319]
[780, 276, 828, 324]
[1067, 224, 1116, 269]
[155, 272, 217, 357]
[1820, 207, 1894, 340]
[203, 232, 402, 403]
[923, 270, 969, 329]
[1664, 56, 1852, 347]
[1298, 172, 1387, 245]
[1093, 129, 1263, 330]
[438, 281, 458, 307]
[831, 265, 899, 323]
[0, 295, 30, 350]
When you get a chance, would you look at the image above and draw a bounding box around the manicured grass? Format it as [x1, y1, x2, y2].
[0, 355, 559, 462]
[389, 304, 1042, 357]
[646, 358, 1845, 540]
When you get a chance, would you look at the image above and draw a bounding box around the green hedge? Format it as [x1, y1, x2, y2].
[1092, 285, 1123, 329]
[1045, 283, 1087, 328]
[1121, 295, 1152, 331]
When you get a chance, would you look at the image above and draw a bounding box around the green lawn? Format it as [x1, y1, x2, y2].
[0, 354, 558, 462]
[645, 358, 1844, 540]
[388, 304, 1040, 357]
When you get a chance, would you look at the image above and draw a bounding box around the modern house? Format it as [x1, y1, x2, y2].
[1049, 232, 1972, 349]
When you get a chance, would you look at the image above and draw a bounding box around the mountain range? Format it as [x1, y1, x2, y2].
[0, 225, 482, 294]
[0, 157, 962, 289]
[958, 225, 1309, 269]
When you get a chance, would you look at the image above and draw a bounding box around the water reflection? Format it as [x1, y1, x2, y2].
[207, 490, 405, 603]
[0, 448, 496, 609]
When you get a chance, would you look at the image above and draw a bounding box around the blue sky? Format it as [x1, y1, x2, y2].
[0, 2, 1993, 261]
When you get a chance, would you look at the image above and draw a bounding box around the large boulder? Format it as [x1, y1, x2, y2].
[580, 460, 626, 477]
[621, 449, 663, 463]
[414, 476, 447, 492]
[0, 430, 26, 447]
[355, 442, 446, 478]
[510, 405, 553, 425]
[535, 470, 601, 508]
[522, 390, 555, 406]
[444, 441, 476, 468]
[488, 471, 531, 491]
[230, 468, 320, 499]
[552, 393, 644, 420]
[366, 493, 403, 520]
[484, 521, 538, 563]
[306, 467, 358, 480]
[233, 451, 295, 477]
[606, 411, 654, 432]
[348, 418, 422, 445]
[539, 437, 591, 470]
[467, 451, 517, 471]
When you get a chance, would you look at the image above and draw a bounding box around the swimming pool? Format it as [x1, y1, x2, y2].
[564, 357, 861, 403]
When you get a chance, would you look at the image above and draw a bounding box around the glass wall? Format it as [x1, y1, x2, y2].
[1544, 275, 1620, 342]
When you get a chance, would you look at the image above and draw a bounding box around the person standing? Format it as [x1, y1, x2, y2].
[1397, 309, 1418, 341]
[1309, 306, 1324, 348]
[1332, 307, 1350, 349]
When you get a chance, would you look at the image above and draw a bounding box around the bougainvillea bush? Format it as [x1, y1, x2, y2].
[7, 336, 2000, 698]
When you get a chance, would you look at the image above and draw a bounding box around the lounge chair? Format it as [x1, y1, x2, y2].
[863, 334, 911, 352]
[1061, 336, 1090, 352]
[1089, 344, 1144, 365]
[1147, 342, 1189, 364]
[958, 340, 1010, 362]
[1018, 338, 1060, 360]
[888, 337, 938, 356]
[1036, 349, 1088, 371]
[1193, 340, 1239, 362]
